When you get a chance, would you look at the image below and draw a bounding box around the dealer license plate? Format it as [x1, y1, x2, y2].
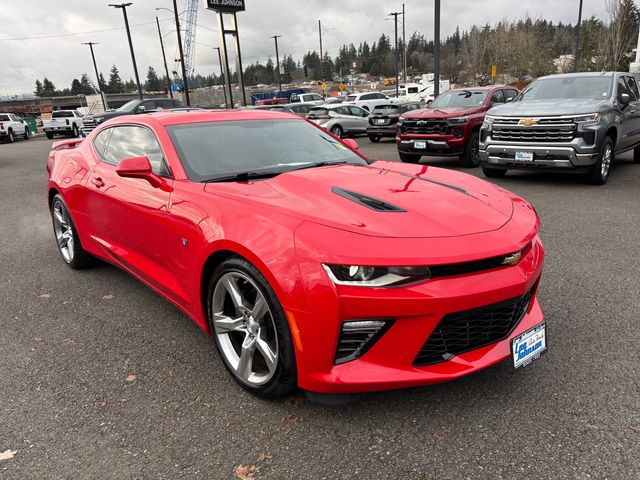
[376, 118, 386, 125]
[414, 141, 427, 149]
[511, 323, 546, 369]
[515, 151, 534, 162]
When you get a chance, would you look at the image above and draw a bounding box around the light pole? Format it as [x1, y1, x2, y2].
[574, 0, 584, 72]
[156, 16, 174, 98]
[81, 42, 107, 110]
[157, 5, 190, 105]
[214, 47, 228, 108]
[318, 20, 335, 82]
[434, 0, 441, 98]
[108, 3, 143, 100]
[271, 35, 283, 94]
[389, 11, 401, 97]
[402, 3, 407, 86]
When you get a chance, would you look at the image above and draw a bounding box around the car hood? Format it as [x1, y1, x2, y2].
[488, 99, 606, 116]
[204, 161, 514, 238]
[404, 106, 484, 119]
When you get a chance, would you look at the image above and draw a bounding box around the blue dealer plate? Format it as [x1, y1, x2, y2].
[511, 323, 547, 369]
[414, 141, 427, 149]
[515, 151, 534, 162]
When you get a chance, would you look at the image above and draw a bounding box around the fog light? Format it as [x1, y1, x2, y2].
[335, 318, 394, 364]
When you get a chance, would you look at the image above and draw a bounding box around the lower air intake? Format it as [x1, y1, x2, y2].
[335, 319, 394, 364]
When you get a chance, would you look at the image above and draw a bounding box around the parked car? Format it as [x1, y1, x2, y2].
[480, 72, 640, 184]
[307, 104, 370, 138]
[323, 97, 346, 105]
[82, 98, 182, 135]
[256, 97, 287, 106]
[396, 86, 519, 166]
[43, 110, 84, 139]
[289, 92, 325, 105]
[343, 91, 390, 111]
[0, 113, 31, 142]
[47, 109, 545, 398]
[366, 102, 425, 142]
[272, 103, 315, 116]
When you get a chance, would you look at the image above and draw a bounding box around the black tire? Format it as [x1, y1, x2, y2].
[368, 135, 381, 143]
[71, 124, 79, 138]
[50, 194, 94, 269]
[330, 125, 343, 138]
[399, 152, 421, 163]
[23, 127, 30, 140]
[7, 130, 14, 143]
[587, 136, 614, 185]
[633, 144, 640, 163]
[207, 256, 297, 399]
[460, 130, 481, 167]
[46, 132, 54, 139]
[482, 165, 507, 178]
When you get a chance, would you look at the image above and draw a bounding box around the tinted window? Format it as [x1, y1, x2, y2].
[373, 105, 399, 115]
[361, 93, 375, 100]
[141, 101, 157, 111]
[376, 93, 387, 99]
[345, 95, 357, 101]
[490, 90, 505, 104]
[0, 115, 9, 122]
[308, 107, 329, 117]
[103, 126, 168, 176]
[625, 76, 639, 100]
[617, 77, 631, 102]
[52, 111, 75, 118]
[292, 105, 311, 114]
[93, 128, 112, 161]
[335, 106, 351, 115]
[309, 94, 324, 101]
[349, 106, 367, 117]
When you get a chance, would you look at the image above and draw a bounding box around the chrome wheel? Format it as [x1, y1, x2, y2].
[470, 134, 480, 166]
[601, 144, 612, 180]
[211, 271, 279, 386]
[52, 199, 74, 263]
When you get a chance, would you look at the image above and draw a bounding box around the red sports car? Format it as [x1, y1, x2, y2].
[47, 110, 546, 399]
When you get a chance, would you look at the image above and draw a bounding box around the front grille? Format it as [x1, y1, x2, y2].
[492, 127, 574, 142]
[413, 290, 533, 366]
[335, 319, 394, 364]
[401, 119, 450, 135]
[430, 243, 530, 278]
[82, 118, 98, 135]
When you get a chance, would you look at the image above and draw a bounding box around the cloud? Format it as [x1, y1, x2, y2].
[0, 0, 609, 94]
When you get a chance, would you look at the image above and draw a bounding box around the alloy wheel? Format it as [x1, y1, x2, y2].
[52, 200, 74, 263]
[211, 272, 279, 386]
[470, 135, 480, 166]
[601, 144, 612, 180]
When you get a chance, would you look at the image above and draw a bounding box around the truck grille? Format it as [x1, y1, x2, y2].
[82, 118, 98, 135]
[491, 116, 576, 143]
[413, 290, 532, 366]
[401, 119, 450, 135]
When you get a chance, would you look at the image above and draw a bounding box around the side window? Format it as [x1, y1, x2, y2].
[376, 93, 387, 99]
[504, 89, 518, 101]
[335, 106, 350, 115]
[361, 93, 374, 100]
[625, 76, 639, 100]
[349, 106, 367, 117]
[93, 128, 112, 161]
[141, 101, 157, 111]
[103, 126, 169, 176]
[490, 90, 505, 105]
[617, 77, 631, 102]
[310, 94, 323, 101]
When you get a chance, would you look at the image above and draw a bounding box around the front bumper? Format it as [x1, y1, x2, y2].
[367, 125, 397, 137]
[396, 135, 466, 157]
[292, 225, 545, 394]
[44, 127, 73, 133]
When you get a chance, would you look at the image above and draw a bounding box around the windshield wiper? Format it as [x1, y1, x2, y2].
[202, 171, 283, 183]
[285, 160, 352, 172]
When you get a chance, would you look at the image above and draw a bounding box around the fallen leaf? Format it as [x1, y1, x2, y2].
[432, 433, 445, 441]
[260, 430, 268, 437]
[126, 375, 137, 382]
[39, 293, 51, 299]
[630, 426, 640, 433]
[257, 453, 272, 462]
[0, 449, 16, 461]
[155, 425, 165, 433]
[202, 402, 214, 410]
[586, 423, 601, 430]
[102, 294, 113, 300]
[33, 337, 42, 342]
[281, 413, 298, 423]
[234, 465, 257, 480]
[99, 400, 108, 408]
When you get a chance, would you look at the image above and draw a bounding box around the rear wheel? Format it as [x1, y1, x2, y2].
[46, 132, 54, 139]
[587, 136, 614, 185]
[50, 194, 94, 269]
[399, 152, 421, 163]
[482, 165, 507, 178]
[23, 127, 30, 140]
[330, 125, 343, 138]
[460, 131, 481, 167]
[7, 130, 14, 143]
[71, 125, 79, 138]
[368, 135, 381, 143]
[207, 256, 297, 399]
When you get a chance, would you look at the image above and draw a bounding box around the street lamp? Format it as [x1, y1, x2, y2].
[155, 5, 190, 105]
[271, 35, 283, 94]
[80, 42, 107, 110]
[318, 20, 335, 82]
[109, 3, 143, 100]
[388, 11, 401, 97]
[155, 16, 174, 98]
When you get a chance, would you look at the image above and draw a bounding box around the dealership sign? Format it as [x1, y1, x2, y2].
[204, 0, 246, 13]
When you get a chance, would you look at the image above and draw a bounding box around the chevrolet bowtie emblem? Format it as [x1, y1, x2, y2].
[502, 251, 523, 266]
[519, 118, 539, 126]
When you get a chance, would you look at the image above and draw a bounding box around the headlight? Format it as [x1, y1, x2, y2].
[484, 115, 496, 124]
[448, 116, 469, 125]
[397, 117, 405, 126]
[323, 264, 431, 287]
[573, 113, 601, 124]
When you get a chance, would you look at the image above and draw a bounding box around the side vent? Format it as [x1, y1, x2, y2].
[332, 186, 406, 212]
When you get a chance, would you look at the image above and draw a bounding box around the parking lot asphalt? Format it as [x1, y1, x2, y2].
[1, 135, 639, 479]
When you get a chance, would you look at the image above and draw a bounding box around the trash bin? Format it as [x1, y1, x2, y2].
[25, 117, 38, 134]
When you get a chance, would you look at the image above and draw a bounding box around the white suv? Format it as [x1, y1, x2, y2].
[43, 110, 84, 139]
[289, 93, 325, 105]
[0, 113, 30, 143]
[343, 91, 390, 111]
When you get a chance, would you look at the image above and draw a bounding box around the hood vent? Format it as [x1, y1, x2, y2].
[332, 187, 406, 212]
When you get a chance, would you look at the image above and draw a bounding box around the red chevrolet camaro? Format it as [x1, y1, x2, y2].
[47, 110, 546, 398]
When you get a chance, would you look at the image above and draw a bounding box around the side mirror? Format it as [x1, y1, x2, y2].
[506, 97, 515, 103]
[116, 156, 166, 189]
[343, 138, 359, 150]
[137, 105, 146, 113]
[620, 93, 631, 106]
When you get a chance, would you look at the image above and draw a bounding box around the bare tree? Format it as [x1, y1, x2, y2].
[603, 0, 639, 70]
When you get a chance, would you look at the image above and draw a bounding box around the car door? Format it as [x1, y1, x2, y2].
[10, 115, 25, 134]
[85, 125, 182, 301]
[622, 75, 640, 149]
[614, 76, 637, 151]
[332, 106, 354, 132]
[347, 106, 369, 132]
[489, 90, 506, 109]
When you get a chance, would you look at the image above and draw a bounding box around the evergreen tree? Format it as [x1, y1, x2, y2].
[145, 66, 164, 91]
[98, 73, 108, 93]
[80, 74, 95, 95]
[41, 78, 57, 97]
[107, 65, 125, 93]
[70, 78, 83, 95]
[34, 80, 44, 97]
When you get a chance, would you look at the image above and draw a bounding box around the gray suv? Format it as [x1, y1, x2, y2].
[479, 72, 640, 184]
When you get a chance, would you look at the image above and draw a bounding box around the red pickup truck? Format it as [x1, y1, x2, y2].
[396, 86, 519, 166]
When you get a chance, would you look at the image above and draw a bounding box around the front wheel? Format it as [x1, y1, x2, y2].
[586, 137, 614, 185]
[460, 131, 481, 167]
[71, 125, 79, 138]
[7, 130, 14, 143]
[399, 152, 421, 163]
[330, 125, 343, 138]
[207, 256, 297, 399]
[50, 194, 94, 269]
[482, 165, 507, 178]
[46, 132, 54, 139]
[23, 128, 30, 140]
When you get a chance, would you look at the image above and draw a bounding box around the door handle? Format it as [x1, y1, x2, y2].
[91, 176, 105, 188]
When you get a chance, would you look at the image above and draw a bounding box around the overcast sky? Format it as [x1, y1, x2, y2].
[0, 0, 610, 95]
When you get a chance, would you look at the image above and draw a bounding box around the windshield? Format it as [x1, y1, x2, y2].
[430, 90, 488, 108]
[372, 105, 399, 115]
[519, 76, 613, 101]
[116, 100, 139, 112]
[0, 115, 9, 121]
[166, 119, 366, 182]
[346, 95, 357, 101]
[52, 111, 74, 118]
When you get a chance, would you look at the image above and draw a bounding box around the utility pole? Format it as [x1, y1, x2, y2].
[214, 47, 227, 108]
[574, 0, 584, 72]
[389, 11, 400, 97]
[271, 35, 283, 94]
[434, 0, 441, 97]
[81, 42, 107, 111]
[108, 3, 143, 100]
[155, 17, 173, 99]
[171, 0, 190, 105]
[318, 20, 324, 82]
[402, 3, 407, 86]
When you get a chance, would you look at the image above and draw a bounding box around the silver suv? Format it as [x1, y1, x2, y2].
[479, 72, 640, 184]
[307, 104, 369, 138]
